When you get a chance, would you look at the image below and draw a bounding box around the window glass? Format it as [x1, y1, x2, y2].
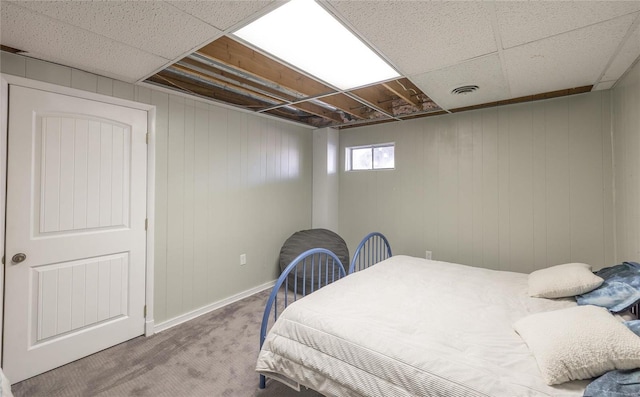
[373, 145, 394, 169]
[346, 143, 394, 171]
[351, 147, 372, 170]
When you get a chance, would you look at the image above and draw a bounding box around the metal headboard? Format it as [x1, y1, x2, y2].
[348, 232, 392, 274]
[259, 248, 346, 389]
[631, 302, 639, 319]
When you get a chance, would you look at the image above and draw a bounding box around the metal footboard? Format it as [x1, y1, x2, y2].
[258, 248, 346, 389]
[348, 232, 392, 274]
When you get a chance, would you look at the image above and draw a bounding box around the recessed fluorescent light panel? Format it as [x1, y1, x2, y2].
[234, 0, 400, 90]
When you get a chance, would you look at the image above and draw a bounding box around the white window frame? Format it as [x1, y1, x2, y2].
[345, 142, 395, 171]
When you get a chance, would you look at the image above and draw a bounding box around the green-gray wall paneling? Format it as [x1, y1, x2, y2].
[1, 52, 313, 324]
[339, 92, 616, 273]
[612, 59, 640, 264]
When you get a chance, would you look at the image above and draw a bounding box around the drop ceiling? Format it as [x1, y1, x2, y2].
[2, 1, 639, 129]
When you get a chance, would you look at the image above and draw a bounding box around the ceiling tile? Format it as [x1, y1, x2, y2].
[327, 1, 497, 76]
[409, 54, 508, 111]
[166, 0, 280, 31]
[503, 14, 636, 98]
[593, 81, 617, 91]
[496, 1, 640, 49]
[602, 15, 640, 81]
[10, 0, 223, 59]
[1, 2, 168, 83]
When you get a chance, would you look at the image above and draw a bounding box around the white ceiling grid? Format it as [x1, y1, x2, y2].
[601, 17, 640, 84]
[325, 1, 498, 76]
[410, 54, 509, 110]
[10, 0, 222, 59]
[327, 1, 640, 110]
[1, 0, 640, 114]
[166, 0, 280, 31]
[0, 1, 169, 82]
[503, 13, 637, 98]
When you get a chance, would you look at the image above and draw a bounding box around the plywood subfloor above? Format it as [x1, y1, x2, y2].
[145, 36, 443, 128]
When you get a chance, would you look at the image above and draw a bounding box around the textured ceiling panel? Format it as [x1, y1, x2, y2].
[496, 1, 640, 49]
[504, 13, 636, 99]
[0, 2, 168, 82]
[10, 0, 222, 60]
[3, 1, 640, 129]
[602, 16, 640, 82]
[593, 81, 617, 91]
[326, 1, 496, 76]
[409, 54, 509, 111]
[166, 0, 280, 31]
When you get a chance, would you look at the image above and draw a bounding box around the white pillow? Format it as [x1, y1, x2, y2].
[513, 305, 640, 385]
[528, 263, 603, 298]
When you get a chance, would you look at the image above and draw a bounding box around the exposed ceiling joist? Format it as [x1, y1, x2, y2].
[349, 85, 398, 117]
[147, 35, 441, 128]
[199, 36, 332, 98]
[383, 78, 425, 108]
[150, 72, 273, 110]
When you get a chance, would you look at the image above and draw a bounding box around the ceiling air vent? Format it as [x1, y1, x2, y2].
[451, 85, 479, 95]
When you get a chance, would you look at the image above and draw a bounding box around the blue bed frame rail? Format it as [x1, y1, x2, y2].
[348, 232, 392, 274]
[259, 248, 347, 389]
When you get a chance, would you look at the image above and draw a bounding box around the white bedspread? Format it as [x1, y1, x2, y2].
[256, 255, 590, 397]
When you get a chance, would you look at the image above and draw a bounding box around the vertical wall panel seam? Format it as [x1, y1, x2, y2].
[611, 88, 617, 264]
[181, 105, 187, 313]
[480, 113, 484, 268]
[508, 109, 511, 270]
[602, 93, 608, 266]
[567, 101, 572, 260]
[456, 119, 460, 262]
[543, 104, 548, 266]
[530, 108, 535, 273]
[192, 106, 197, 307]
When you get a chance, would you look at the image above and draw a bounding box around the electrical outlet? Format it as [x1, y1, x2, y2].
[425, 250, 432, 260]
[240, 254, 247, 266]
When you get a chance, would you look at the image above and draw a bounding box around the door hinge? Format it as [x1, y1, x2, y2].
[146, 133, 149, 144]
[144, 305, 147, 317]
[145, 218, 148, 231]
[1, 256, 4, 265]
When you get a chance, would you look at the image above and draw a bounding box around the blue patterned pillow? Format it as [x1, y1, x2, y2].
[626, 320, 640, 337]
[577, 262, 640, 313]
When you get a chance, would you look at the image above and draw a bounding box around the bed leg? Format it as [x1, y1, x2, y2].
[259, 374, 266, 389]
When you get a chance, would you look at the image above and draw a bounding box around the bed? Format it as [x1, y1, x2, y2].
[257, 243, 640, 396]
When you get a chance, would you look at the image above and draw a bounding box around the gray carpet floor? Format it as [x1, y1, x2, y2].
[11, 289, 323, 397]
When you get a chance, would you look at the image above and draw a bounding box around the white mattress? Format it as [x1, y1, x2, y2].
[256, 255, 591, 397]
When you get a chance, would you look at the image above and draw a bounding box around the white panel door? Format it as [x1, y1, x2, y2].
[3, 85, 147, 383]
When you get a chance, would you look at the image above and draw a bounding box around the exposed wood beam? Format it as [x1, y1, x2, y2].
[338, 117, 396, 130]
[196, 37, 372, 122]
[265, 108, 327, 127]
[348, 85, 396, 116]
[171, 64, 284, 107]
[319, 93, 369, 120]
[399, 110, 448, 120]
[449, 86, 592, 113]
[198, 36, 332, 98]
[285, 102, 343, 124]
[151, 72, 272, 110]
[173, 63, 343, 124]
[179, 57, 298, 103]
[383, 81, 420, 108]
[0, 45, 22, 53]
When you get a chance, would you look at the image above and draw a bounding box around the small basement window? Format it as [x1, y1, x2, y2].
[345, 143, 395, 171]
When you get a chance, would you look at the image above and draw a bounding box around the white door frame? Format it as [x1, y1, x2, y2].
[0, 74, 156, 364]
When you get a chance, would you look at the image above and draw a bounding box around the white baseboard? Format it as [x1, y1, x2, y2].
[145, 319, 155, 336]
[153, 280, 276, 334]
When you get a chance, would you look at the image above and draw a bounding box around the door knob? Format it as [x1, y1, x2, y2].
[11, 253, 26, 263]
